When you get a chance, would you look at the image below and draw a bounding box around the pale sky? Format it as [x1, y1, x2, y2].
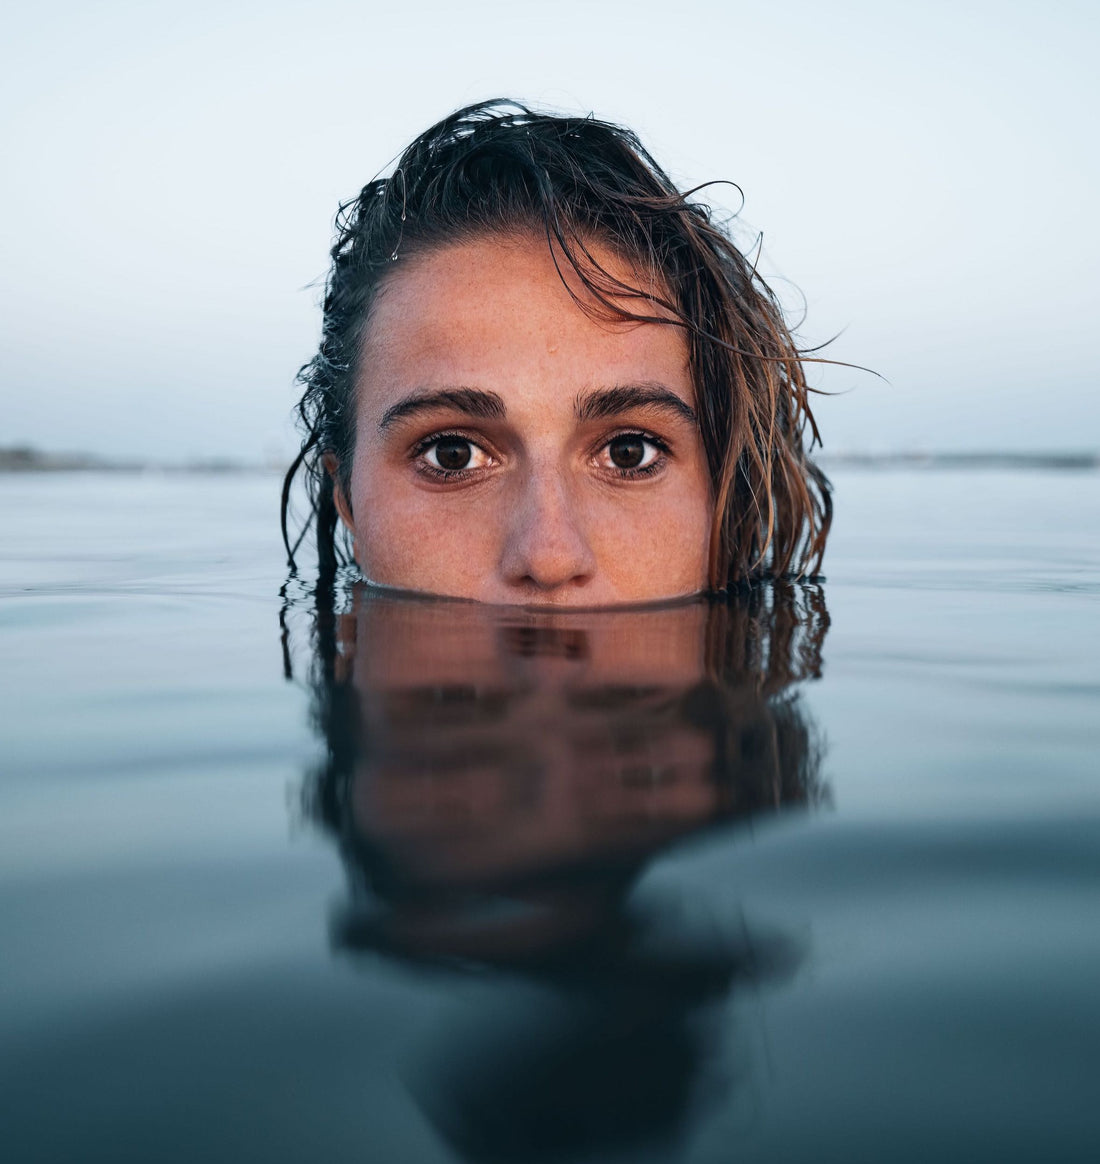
[2, 0, 1097, 461]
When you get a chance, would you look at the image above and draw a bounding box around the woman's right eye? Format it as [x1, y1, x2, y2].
[417, 435, 493, 475]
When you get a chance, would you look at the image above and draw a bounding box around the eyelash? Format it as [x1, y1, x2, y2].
[408, 429, 672, 482]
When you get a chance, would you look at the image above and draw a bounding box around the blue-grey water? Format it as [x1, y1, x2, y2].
[1, 469, 1098, 1163]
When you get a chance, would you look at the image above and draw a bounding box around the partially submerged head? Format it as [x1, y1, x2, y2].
[284, 99, 830, 603]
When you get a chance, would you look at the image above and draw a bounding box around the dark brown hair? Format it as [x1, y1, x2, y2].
[282, 99, 831, 588]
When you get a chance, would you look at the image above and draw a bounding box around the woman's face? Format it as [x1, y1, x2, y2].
[335, 234, 713, 606]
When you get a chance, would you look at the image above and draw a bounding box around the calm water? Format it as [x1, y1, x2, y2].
[1, 469, 1098, 1163]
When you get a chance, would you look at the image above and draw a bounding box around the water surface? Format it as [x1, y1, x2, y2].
[1, 469, 1097, 1163]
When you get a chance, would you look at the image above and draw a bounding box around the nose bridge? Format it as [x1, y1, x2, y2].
[500, 456, 595, 592]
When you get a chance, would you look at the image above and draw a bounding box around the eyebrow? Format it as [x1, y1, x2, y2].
[378, 387, 507, 431]
[575, 384, 697, 426]
[376, 381, 697, 432]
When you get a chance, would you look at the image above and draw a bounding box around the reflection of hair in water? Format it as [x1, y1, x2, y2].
[295, 579, 829, 924]
[288, 582, 828, 1163]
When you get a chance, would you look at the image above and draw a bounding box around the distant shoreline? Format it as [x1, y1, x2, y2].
[1, 446, 1097, 474]
[0, 448, 283, 474]
[816, 450, 1099, 471]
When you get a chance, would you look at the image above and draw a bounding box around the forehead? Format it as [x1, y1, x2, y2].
[356, 234, 692, 413]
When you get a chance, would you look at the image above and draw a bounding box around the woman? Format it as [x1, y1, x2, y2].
[283, 100, 830, 603]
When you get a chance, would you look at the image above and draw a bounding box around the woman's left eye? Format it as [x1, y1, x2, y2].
[597, 433, 666, 474]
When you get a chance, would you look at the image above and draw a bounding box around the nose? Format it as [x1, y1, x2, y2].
[499, 472, 597, 597]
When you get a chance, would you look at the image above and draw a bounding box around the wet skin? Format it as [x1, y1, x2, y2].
[332, 234, 713, 606]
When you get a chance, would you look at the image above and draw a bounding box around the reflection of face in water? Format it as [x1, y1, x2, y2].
[300, 584, 828, 1161]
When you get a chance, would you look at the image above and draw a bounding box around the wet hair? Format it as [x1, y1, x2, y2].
[282, 99, 832, 588]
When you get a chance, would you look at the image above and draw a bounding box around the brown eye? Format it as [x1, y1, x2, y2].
[431, 437, 473, 470]
[608, 436, 646, 469]
[417, 434, 493, 478]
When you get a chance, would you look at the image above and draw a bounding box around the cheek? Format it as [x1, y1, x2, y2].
[585, 489, 712, 596]
[350, 472, 502, 593]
